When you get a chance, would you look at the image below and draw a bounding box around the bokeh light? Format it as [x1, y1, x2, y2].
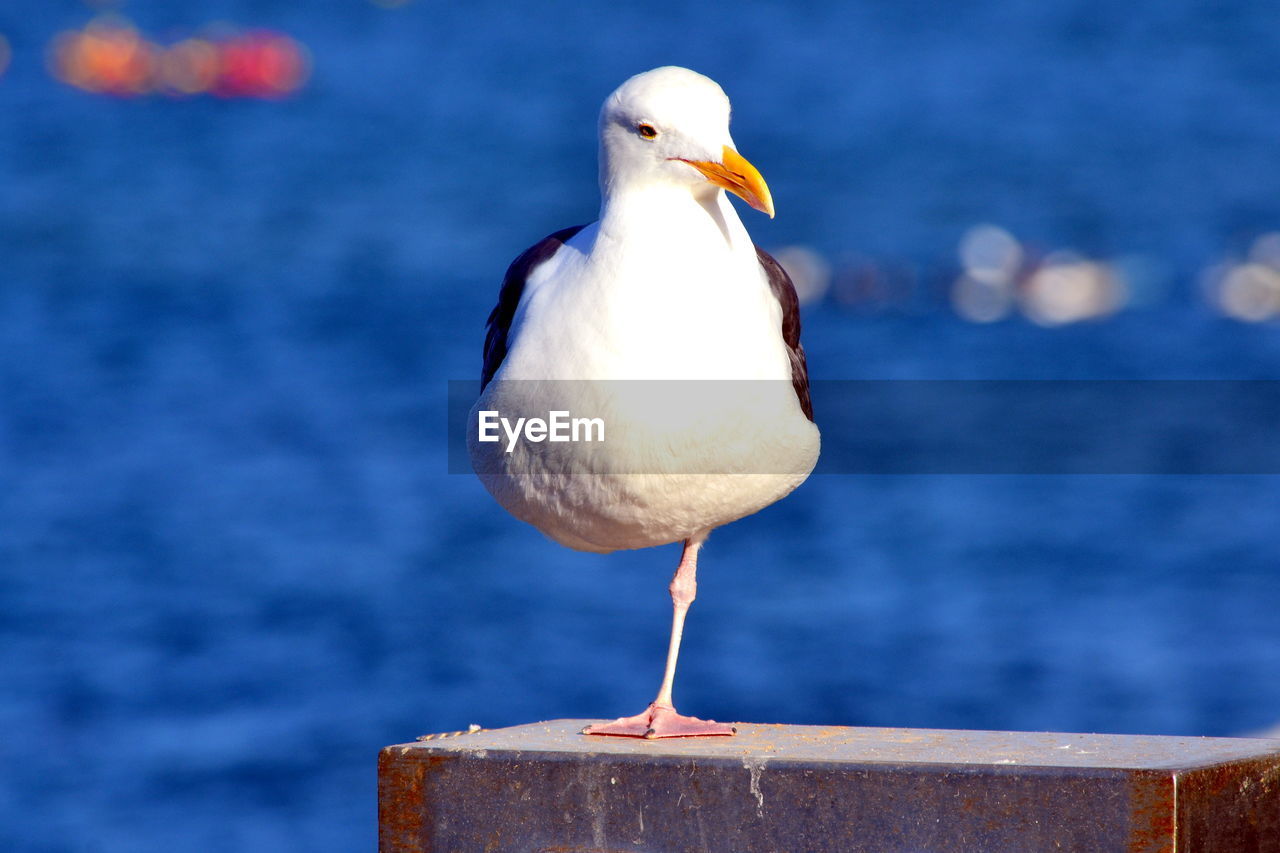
[49, 14, 157, 96]
[1020, 251, 1126, 327]
[951, 224, 1022, 323]
[158, 38, 220, 96]
[1219, 264, 1280, 322]
[1210, 264, 1280, 324]
[1249, 232, 1280, 269]
[772, 246, 832, 306]
[1200, 232, 1280, 323]
[952, 272, 1014, 323]
[959, 223, 1023, 282]
[212, 31, 310, 99]
[47, 15, 309, 99]
[771, 224, 1280, 326]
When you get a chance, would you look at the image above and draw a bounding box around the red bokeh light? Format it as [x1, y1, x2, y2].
[213, 32, 310, 99]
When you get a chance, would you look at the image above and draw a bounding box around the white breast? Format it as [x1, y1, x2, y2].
[469, 189, 820, 553]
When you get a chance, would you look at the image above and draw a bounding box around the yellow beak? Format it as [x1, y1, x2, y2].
[676, 145, 775, 218]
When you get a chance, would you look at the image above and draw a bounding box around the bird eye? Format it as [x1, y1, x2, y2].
[636, 123, 658, 140]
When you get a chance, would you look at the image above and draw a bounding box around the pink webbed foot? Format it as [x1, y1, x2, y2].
[582, 703, 737, 739]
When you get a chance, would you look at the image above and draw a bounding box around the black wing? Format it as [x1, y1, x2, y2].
[756, 246, 815, 422]
[481, 225, 587, 389]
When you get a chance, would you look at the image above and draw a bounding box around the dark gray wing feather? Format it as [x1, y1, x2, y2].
[756, 246, 815, 421]
[481, 225, 587, 389]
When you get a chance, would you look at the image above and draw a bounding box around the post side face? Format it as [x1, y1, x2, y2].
[1177, 756, 1280, 853]
[376, 723, 1280, 853]
[378, 748, 431, 853]
[386, 752, 1142, 852]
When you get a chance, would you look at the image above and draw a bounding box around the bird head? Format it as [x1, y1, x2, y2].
[598, 66, 774, 218]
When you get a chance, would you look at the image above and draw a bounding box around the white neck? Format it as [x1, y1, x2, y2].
[597, 182, 751, 257]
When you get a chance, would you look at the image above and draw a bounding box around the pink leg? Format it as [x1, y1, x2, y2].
[583, 537, 736, 739]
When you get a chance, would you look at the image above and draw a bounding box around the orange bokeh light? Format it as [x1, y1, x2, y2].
[50, 17, 158, 96]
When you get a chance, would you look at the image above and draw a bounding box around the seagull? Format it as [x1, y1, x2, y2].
[468, 66, 820, 738]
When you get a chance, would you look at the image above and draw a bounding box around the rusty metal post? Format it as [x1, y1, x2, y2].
[379, 719, 1280, 853]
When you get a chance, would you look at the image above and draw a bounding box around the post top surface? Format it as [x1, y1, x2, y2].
[387, 719, 1280, 773]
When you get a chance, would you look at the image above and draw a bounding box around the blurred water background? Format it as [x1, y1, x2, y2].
[3, 1, 1280, 850]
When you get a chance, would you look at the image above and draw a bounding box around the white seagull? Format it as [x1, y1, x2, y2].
[469, 66, 820, 738]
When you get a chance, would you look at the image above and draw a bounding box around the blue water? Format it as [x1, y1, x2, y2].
[3, 1, 1280, 851]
